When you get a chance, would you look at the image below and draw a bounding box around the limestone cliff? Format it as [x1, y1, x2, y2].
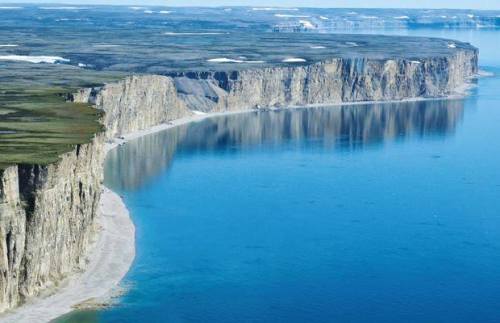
[0, 45, 478, 313]
[73, 49, 477, 138]
[0, 136, 104, 312]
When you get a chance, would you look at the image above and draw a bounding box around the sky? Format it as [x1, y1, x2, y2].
[6, 0, 500, 10]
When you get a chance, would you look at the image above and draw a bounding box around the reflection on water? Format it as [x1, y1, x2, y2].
[56, 311, 99, 323]
[106, 99, 463, 191]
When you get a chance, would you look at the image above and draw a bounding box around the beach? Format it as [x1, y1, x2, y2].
[0, 187, 135, 323]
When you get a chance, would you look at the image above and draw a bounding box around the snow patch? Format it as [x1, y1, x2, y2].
[447, 43, 457, 48]
[274, 14, 310, 18]
[283, 58, 306, 63]
[299, 20, 316, 29]
[207, 58, 244, 63]
[207, 58, 265, 64]
[252, 7, 299, 11]
[0, 55, 69, 64]
[310, 46, 326, 49]
[192, 110, 207, 115]
[0, 44, 18, 47]
[39, 7, 88, 10]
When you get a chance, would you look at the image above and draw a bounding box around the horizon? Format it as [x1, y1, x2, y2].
[1, 1, 500, 10]
[1, 5, 500, 11]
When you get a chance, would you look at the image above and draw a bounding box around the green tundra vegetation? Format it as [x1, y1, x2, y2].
[0, 89, 100, 169]
[0, 64, 124, 169]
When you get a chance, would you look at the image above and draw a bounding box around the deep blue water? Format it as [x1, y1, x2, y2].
[58, 29, 500, 323]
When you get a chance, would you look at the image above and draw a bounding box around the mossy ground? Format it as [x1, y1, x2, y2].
[0, 65, 124, 169]
[0, 89, 100, 169]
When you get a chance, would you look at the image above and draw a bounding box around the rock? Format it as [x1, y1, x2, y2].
[77, 49, 477, 138]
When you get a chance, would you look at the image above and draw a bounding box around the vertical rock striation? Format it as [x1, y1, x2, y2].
[0, 136, 104, 311]
[74, 50, 477, 138]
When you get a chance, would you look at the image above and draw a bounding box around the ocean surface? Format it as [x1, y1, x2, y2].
[57, 28, 500, 323]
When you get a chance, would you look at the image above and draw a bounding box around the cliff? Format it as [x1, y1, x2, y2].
[74, 49, 477, 138]
[0, 136, 104, 312]
[0, 44, 478, 314]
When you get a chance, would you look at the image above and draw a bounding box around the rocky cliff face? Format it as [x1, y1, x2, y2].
[73, 49, 477, 138]
[0, 136, 104, 312]
[0, 47, 477, 313]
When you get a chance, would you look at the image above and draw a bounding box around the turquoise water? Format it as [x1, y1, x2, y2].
[58, 29, 500, 323]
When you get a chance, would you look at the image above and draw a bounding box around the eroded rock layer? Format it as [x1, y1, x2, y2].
[75, 50, 477, 138]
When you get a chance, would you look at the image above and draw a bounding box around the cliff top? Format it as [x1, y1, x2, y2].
[0, 6, 477, 74]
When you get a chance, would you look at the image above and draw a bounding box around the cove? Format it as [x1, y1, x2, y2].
[57, 29, 500, 323]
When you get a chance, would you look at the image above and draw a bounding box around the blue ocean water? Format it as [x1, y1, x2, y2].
[58, 29, 500, 323]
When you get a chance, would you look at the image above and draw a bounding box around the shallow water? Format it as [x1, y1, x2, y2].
[57, 29, 500, 323]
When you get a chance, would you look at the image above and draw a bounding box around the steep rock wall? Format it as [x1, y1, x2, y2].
[0, 135, 104, 311]
[74, 50, 477, 138]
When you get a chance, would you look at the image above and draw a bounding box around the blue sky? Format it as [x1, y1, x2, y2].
[8, 0, 500, 10]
